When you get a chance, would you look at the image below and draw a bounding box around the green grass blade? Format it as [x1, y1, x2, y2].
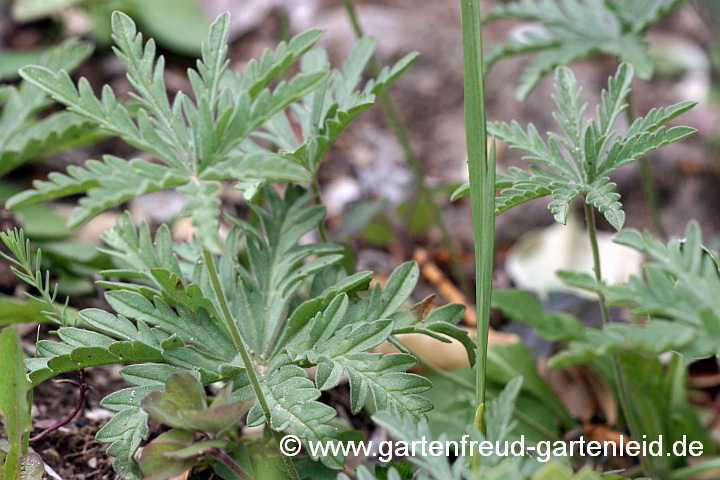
[0, 327, 31, 480]
[460, 0, 495, 448]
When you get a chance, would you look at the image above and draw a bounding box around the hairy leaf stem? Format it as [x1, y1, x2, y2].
[203, 249, 300, 480]
[311, 180, 330, 243]
[584, 203, 611, 325]
[583, 203, 652, 477]
[340, 0, 471, 299]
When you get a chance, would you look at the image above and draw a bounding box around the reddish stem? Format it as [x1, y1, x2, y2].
[210, 448, 252, 480]
[30, 370, 89, 443]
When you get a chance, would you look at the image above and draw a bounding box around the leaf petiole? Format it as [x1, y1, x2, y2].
[583, 202, 652, 476]
[203, 249, 300, 480]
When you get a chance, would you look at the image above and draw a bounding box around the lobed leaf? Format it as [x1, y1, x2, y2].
[252, 38, 418, 174]
[492, 289, 585, 341]
[483, 377, 524, 465]
[608, 221, 720, 357]
[371, 411, 456, 479]
[137, 429, 197, 480]
[28, 325, 166, 385]
[483, 0, 667, 99]
[19, 66, 182, 168]
[96, 407, 149, 479]
[223, 187, 344, 355]
[286, 293, 433, 419]
[494, 167, 554, 216]
[457, 64, 695, 231]
[549, 320, 698, 368]
[99, 214, 185, 286]
[247, 356, 341, 468]
[606, 0, 690, 33]
[602, 125, 696, 173]
[101, 364, 186, 413]
[0, 112, 98, 177]
[6, 156, 188, 228]
[596, 62, 634, 137]
[390, 302, 476, 366]
[585, 176, 624, 230]
[141, 373, 249, 434]
[0, 38, 96, 176]
[277, 270, 374, 353]
[110, 11, 192, 167]
[228, 29, 324, 98]
[10, 12, 355, 252]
